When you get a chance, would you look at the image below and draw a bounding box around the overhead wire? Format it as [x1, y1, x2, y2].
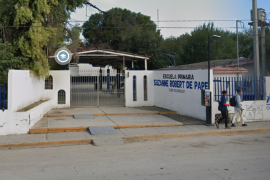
[56, 19, 270, 23]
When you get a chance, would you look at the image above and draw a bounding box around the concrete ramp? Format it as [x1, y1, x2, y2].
[88, 126, 116, 135]
[73, 114, 94, 119]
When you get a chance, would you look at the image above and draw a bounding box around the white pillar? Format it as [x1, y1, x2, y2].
[144, 59, 147, 70]
[123, 56, 125, 69]
[132, 61, 134, 69]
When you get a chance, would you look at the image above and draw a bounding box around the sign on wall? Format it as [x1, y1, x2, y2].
[153, 70, 209, 121]
[54, 47, 72, 65]
[267, 94, 270, 110]
[154, 73, 209, 94]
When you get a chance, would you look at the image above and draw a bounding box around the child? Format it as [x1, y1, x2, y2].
[216, 90, 230, 129]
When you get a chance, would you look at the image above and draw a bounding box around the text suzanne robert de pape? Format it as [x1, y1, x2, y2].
[154, 74, 208, 90]
[154, 80, 208, 90]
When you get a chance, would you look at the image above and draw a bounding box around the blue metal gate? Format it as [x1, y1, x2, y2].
[213, 76, 265, 102]
[0, 86, 8, 110]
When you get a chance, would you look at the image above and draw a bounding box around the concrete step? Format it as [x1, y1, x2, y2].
[43, 111, 177, 117]
[1, 123, 270, 149]
[31, 113, 184, 134]
[29, 123, 184, 134]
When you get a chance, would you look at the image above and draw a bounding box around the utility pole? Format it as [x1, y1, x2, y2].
[249, 8, 268, 75]
[261, 25, 266, 76]
[252, 0, 260, 77]
[236, 20, 240, 70]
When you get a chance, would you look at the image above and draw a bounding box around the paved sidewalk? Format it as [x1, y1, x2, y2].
[31, 106, 182, 131]
[31, 114, 183, 129]
[1, 122, 270, 148]
[45, 106, 174, 116]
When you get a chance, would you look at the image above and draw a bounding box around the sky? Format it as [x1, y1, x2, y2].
[70, 0, 270, 39]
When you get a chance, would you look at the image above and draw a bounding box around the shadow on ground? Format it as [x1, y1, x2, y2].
[133, 106, 173, 112]
[133, 106, 205, 125]
[162, 114, 205, 125]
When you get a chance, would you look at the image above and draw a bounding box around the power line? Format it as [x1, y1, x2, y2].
[67, 19, 270, 23]
[154, 19, 252, 22]
[1, 25, 246, 29]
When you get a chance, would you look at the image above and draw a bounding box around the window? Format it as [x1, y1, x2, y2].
[45, 75, 53, 89]
[133, 75, 137, 101]
[144, 75, 147, 101]
[58, 90, 66, 104]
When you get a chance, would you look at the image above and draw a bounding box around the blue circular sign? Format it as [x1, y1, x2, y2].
[54, 48, 72, 65]
[57, 50, 69, 62]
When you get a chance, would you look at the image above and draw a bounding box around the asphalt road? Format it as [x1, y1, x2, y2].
[0, 133, 270, 180]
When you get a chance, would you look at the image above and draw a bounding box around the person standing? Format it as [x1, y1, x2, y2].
[231, 89, 247, 127]
[215, 90, 230, 129]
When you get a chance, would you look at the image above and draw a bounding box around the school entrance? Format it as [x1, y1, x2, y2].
[71, 70, 125, 107]
[68, 48, 149, 107]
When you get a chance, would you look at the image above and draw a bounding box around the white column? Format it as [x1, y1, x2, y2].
[132, 61, 134, 69]
[144, 59, 147, 70]
[123, 56, 125, 70]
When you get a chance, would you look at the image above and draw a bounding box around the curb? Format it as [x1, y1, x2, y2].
[115, 124, 183, 129]
[29, 123, 184, 134]
[105, 112, 159, 116]
[122, 128, 270, 140]
[159, 112, 177, 115]
[2, 128, 270, 149]
[43, 111, 177, 117]
[0, 139, 93, 149]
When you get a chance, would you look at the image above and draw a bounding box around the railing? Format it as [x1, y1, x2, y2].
[0, 86, 8, 110]
[213, 76, 265, 102]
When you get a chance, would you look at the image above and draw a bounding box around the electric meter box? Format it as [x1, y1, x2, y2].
[250, 8, 266, 22]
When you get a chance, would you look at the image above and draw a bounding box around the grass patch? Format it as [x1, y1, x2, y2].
[17, 100, 48, 112]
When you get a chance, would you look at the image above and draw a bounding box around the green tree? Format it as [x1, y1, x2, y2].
[236, 30, 253, 59]
[82, 8, 166, 70]
[178, 23, 237, 64]
[0, 0, 86, 82]
[161, 36, 186, 65]
[0, 40, 28, 87]
[160, 23, 257, 67]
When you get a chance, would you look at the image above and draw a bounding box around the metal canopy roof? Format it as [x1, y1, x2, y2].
[49, 48, 150, 66]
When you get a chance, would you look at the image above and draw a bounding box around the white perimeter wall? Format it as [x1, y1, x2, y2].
[212, 77, 270, 123]
[8, 70, 70, 111]
[47, 71, 70, 109]
[154, 70, 212, 120]
[125, 70, 154, 107]
[0, 70, 70, 135]
[112, 69, 270, 123]
[125, 69, 212, 120]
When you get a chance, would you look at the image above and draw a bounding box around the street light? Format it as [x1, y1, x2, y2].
[211, 35, 221, 38]
[208, 35, 221, 90]
[206, 34, 221, 126]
